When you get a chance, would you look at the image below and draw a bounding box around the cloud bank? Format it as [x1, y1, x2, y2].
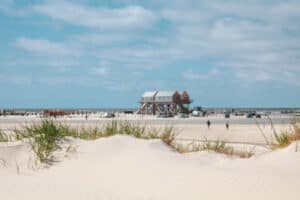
[1, 0, 300, 106]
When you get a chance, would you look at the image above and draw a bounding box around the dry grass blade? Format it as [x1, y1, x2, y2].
[0, 129, 9, 142]
[160, 126, 176, 146]
[266, 116, 298, 148]
[256, 121, 270, 146]
[0, 158, 7, 167]
[291, 118, 300, 141]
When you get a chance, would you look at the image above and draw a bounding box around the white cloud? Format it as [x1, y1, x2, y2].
[162, 7, 300, 85]
[15, 37, 80, 56]
[0, 74, 32, 85]
[162, 9, 210, 24]
[207, 0, 300, 25]
[32, 1, 157, 29]
[91, 67, 111, 76]
[74, 33, 130, 45]
[0, 0, 27, 16]
[183, 69, 218, 80]
[236, 69, 272, 82]
[4, 0, 300, 90]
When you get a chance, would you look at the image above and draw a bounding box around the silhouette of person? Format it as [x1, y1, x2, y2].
[207, 120, 211, 129]
[226, 122, 229, 130]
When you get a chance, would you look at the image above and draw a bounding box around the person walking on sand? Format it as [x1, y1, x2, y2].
[226, 121, 229, 130]
[207, 119, 211, 129]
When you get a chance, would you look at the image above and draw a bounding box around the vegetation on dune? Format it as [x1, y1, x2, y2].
[13, 120, 163, 163]
[6, 118, 300, 163]
[118, 121, 147, 138]
[257, 117, 300, 149]
[291, 118, 300, 141]
[158, 126, 254, 158]
[160, 126, 176, 146]
[17, 120, 63, 163]
[3, 120, 259, 161]
[268, 116, 290, 147]
[273, 131, 290, 147]
[60, 120, 157, 140]
[0, 129, 9, 142]
[171, 140, 254, 158]
[146, 126, 161, 139]
[272, 118, 300, 148]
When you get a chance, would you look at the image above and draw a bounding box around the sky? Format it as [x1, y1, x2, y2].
[0, 0, 300, 108]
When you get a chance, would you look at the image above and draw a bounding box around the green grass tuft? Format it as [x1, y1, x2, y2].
[261, 117, 300, 148]
[273, 131, 291, 147]
[291, 119, 300, 141]
[160, 126, 176, 146]
[18, 120, 63, 163]
[0, 129, 9, 142]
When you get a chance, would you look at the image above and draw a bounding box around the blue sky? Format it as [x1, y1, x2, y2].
[1, 0, 300, 108]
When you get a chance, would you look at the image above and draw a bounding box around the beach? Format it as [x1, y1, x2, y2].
[2, 0, 300, 199]
[0, 114, 293, 144]
[0, 114, 299, 200]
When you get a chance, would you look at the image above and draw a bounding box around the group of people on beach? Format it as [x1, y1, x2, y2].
[206, 120, 229, 130]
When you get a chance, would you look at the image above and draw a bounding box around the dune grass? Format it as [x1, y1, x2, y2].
[257, 117, 300, 149]
[18, 120, 63, 163]
[160, 126, 176, 146]
[268, 116, 291, 148]
[5, 117, 300, 168]
[13, 120, 163, 163]
[0, 129, 9, 142]
[9, 119, 269, 163]
[291, 118, 300, 140]
[13, 119, 257, 161]
[58, 120, 157, 140]
[272, 118, 300, 148]
[170, 140, 254, 158]
[273, 131, 290, 147]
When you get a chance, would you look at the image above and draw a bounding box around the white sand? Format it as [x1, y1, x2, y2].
[1, 135, 300, 200]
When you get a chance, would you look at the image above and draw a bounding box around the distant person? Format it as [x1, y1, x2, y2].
[226, 122, 229, 130]
[207, 120, 211, 129]
[85, 114, 88, 121]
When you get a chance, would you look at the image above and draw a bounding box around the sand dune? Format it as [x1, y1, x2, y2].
[0, 135, 299, 200]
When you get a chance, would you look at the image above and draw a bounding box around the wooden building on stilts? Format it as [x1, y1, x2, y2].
[138, 91, 192, 115]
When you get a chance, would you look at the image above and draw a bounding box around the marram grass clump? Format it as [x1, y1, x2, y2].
[160, 126, 176, 146]
[20, 120, 63, 163]
[174, 141, 253, 158]
[258, 117, 300, 149]
[13, 120, 164, 163]
[11, 119, 265, 164]
[0, 129, 9, 142]
[271, 119, 300, 148]
[60, 120, 155, 139]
